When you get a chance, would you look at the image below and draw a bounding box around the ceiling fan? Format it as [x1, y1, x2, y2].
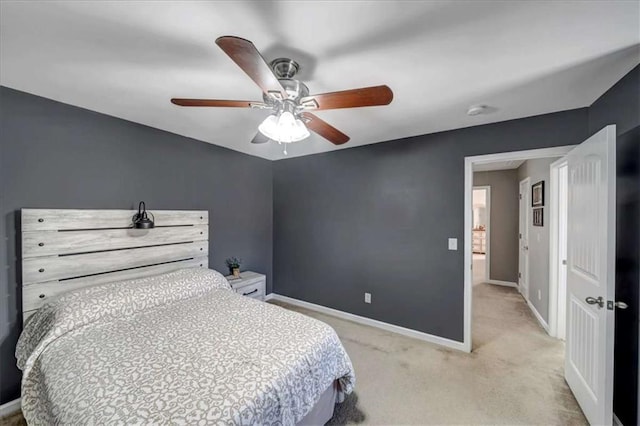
[171, 36, 393, 154]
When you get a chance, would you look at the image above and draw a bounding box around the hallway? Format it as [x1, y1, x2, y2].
[472, 283, 586, 424]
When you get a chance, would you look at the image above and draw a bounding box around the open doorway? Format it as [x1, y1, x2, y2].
[472, 186, 490, 285]
[464, 127, 620, 425]
[466, 145, 583, 422]
[463, 145, 575, 352]
[471, 154, 568, 335]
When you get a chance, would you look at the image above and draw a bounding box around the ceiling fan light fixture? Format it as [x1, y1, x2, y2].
[172, 36, 394, 148]
[258, 111, 310, 143]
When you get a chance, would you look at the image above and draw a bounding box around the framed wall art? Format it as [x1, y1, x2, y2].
[532, 181, 544, 207]
[533, 207, 543, 226]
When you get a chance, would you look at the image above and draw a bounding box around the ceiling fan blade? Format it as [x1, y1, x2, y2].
[171, 99, 264, 108]
[301, 85, 393, 110]
[251, 132, 271, 144]
[215, 36, 286, 98]
[301, 113, 350, 145]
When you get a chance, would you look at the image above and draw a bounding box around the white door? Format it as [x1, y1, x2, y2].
[518, 178, 530, 299]
[565, 125, 616, 425]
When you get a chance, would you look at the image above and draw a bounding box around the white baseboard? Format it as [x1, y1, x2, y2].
[0, 398, 21, 417]
[487, 279, 518, 288]
[526, 299, 549, 332]
[266, 293, 468, 353]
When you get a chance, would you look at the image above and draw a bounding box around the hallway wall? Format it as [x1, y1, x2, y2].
[517, 157, 560, 323]
[473, 170, 519, 283]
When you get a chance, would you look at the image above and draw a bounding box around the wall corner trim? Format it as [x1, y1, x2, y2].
[0, 398, 21, 418]
[526, 299, 550, 333]
[265, 293, 469, 352]
[486, 280, 518, 288]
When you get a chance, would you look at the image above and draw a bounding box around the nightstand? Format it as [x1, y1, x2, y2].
[226, 271, 266, 301]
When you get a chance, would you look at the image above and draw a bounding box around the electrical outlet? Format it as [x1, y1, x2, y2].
[448, 238, 458, 250]
[538, 289, 541, 300]
[364, 293, 372, 304]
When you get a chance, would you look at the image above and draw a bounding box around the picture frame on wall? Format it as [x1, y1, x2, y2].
[533, 207, 543, 226]
[532, 181, 544, 207]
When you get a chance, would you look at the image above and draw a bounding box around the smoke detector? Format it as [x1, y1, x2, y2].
[467, 105, 490, 116]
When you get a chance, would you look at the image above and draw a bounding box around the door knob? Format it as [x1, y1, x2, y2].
[614, 301, 628, 310]
[585, 296, 604, 308]
[606, 300, 629, 310]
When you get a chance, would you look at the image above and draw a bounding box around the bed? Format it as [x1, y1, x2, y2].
[17, 209, 355, 425]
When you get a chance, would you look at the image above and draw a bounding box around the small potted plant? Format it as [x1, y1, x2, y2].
[225, 257, 242, 278]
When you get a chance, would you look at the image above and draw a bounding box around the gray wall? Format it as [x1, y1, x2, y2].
[1, 63, 636, 409]
[587, 65, 639, 426]
[588, 65, 639, 136]
[273, 108, 589, 341]
[473, 170, 519, 283]
[0, 87, 273, 404]
[272, 65, 638, 349]
[517, 157, 560, 322]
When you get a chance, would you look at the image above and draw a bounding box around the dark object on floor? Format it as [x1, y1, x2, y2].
[326, 392, 366, 425]
[0, 410, 26, 426]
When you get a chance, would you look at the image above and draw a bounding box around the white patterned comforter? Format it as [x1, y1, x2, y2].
[16, 268, 355, 425]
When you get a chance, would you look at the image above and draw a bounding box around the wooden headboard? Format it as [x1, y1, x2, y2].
[21, 208, 209, 320]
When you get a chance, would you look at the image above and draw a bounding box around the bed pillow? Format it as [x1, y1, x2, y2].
[17, 267, 230, 371]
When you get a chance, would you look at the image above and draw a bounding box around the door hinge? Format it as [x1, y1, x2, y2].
[518, 272, 522, 278]
[562, 259, 567, 265]
[519, 233, 522, 239]
[519, 194, 522, 200]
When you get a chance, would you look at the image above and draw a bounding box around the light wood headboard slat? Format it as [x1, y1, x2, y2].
[22, 209, 208, 231]
[23, 224, 208, 258]
[22, 208, 210, 319]
[23, 241, 208, 284]
[23, 256, 209, 311]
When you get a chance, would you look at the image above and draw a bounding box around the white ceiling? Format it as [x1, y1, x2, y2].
[473, 159, 525, 172]
[1, 1, 638, 161]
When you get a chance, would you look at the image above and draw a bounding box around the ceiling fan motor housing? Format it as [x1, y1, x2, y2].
[270, 58, 300, 79]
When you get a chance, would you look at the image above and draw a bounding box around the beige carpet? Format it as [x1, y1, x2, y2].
[272, 283, 587, 425]
[1, 283, 586, 425]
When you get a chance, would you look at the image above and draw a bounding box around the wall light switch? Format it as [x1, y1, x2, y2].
[448, 238, 458, 251]
[364, 293, 372, 304]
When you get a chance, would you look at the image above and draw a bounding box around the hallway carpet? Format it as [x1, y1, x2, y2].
[271, 283, 587, 425]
